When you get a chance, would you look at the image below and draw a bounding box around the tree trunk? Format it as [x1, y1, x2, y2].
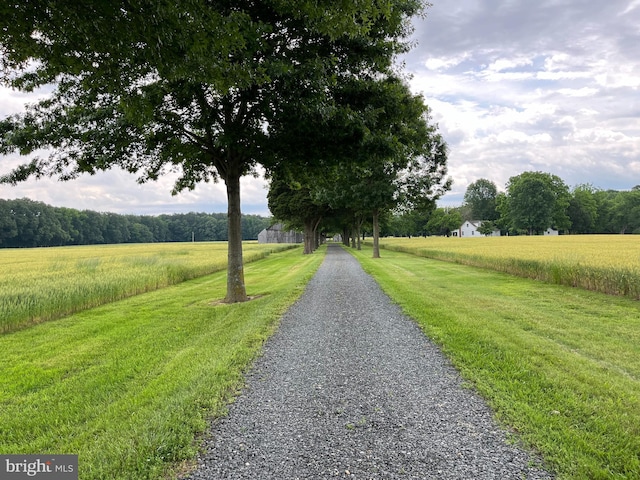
[372, 209, 381, 258]
[224, 167, 248, 302]
[303, 219, 315, 254]
[313, 217, 322, 251]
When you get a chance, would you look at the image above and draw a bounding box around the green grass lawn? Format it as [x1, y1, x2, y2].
[351, 245, 640, 480]
[0, 246, 324, 480]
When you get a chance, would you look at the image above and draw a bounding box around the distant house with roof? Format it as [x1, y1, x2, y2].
[452, 220, 501, 238]
[257, 223, 303, 244]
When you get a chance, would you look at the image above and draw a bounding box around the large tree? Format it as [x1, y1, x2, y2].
[568, 184, 599, 234]
[612, 188, 640, 234]
[505, 171, 571, 235]
[0, 1, 426, 302]
[463, 178, 499, 221]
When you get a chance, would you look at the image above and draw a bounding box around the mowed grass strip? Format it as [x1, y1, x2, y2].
[0, 242, 297, 333]
[0, 246, 324, 480]
[351, 246, 640, 480]
[376, 235, 640, 299]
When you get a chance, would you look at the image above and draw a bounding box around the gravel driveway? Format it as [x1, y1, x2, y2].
[184, 244, 553, 479]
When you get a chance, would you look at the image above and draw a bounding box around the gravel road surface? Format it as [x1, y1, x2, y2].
[184, 244, 553, 479]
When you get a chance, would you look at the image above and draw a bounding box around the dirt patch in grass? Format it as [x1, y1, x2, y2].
[209, 295, 265, 306]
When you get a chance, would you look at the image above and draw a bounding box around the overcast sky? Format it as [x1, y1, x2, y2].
[1, 0, 639, 215]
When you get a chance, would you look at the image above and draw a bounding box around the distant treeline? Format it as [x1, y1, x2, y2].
[0, 198, 272, 248]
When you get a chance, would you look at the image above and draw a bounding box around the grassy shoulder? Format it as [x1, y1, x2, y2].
[0, 245, 325, 480]
[350, 245, 640, 480]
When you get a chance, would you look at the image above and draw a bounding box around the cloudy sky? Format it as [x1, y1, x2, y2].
[1, 0, 639, 215]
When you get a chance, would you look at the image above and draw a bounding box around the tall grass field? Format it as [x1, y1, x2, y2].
[0, 242, 297, 333]
[376, 235, 640, 299]
[0, 245, 324, 479]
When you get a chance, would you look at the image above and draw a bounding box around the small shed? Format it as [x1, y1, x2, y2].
[257, 223, 303, 244]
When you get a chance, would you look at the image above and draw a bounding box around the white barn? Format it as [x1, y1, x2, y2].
[452, 220, 501, 238]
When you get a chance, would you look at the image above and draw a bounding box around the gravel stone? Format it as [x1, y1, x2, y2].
[184, 244, 554, 479]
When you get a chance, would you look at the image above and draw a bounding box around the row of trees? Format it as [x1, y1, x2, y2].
[386, 172, 640, 236]
[266, 77, 451, 258]
[0, 198, 270, 248]
[0, 0, 445, 301]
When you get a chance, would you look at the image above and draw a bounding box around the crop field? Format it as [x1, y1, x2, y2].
[0, 242, 297, 333]
[376, 235, 640, 299]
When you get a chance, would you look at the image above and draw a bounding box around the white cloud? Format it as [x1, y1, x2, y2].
[555, 87, 599, 97]
[620, 0, 640, 15]
[569, 128, 631, 144]
[493, 130, 553, 144]
[487, 57, 533, 72]
[0, 85, 51, 115]
[536, 71, 593, 80]
[474, 70, 533, 82]
[423, 54, 468, 71]
[595, 71, 640, 89]
[577, 108, 599, 116]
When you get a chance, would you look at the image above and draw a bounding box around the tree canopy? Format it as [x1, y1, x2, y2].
[267, 75, 450, 257]
[463, 178, 498, 221]
[567, 184, 598, 234]
[0, 0, 428, 301]
[503, 171, 571, 235]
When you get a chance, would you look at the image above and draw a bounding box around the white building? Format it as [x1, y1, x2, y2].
[452, 220, 501, 238]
